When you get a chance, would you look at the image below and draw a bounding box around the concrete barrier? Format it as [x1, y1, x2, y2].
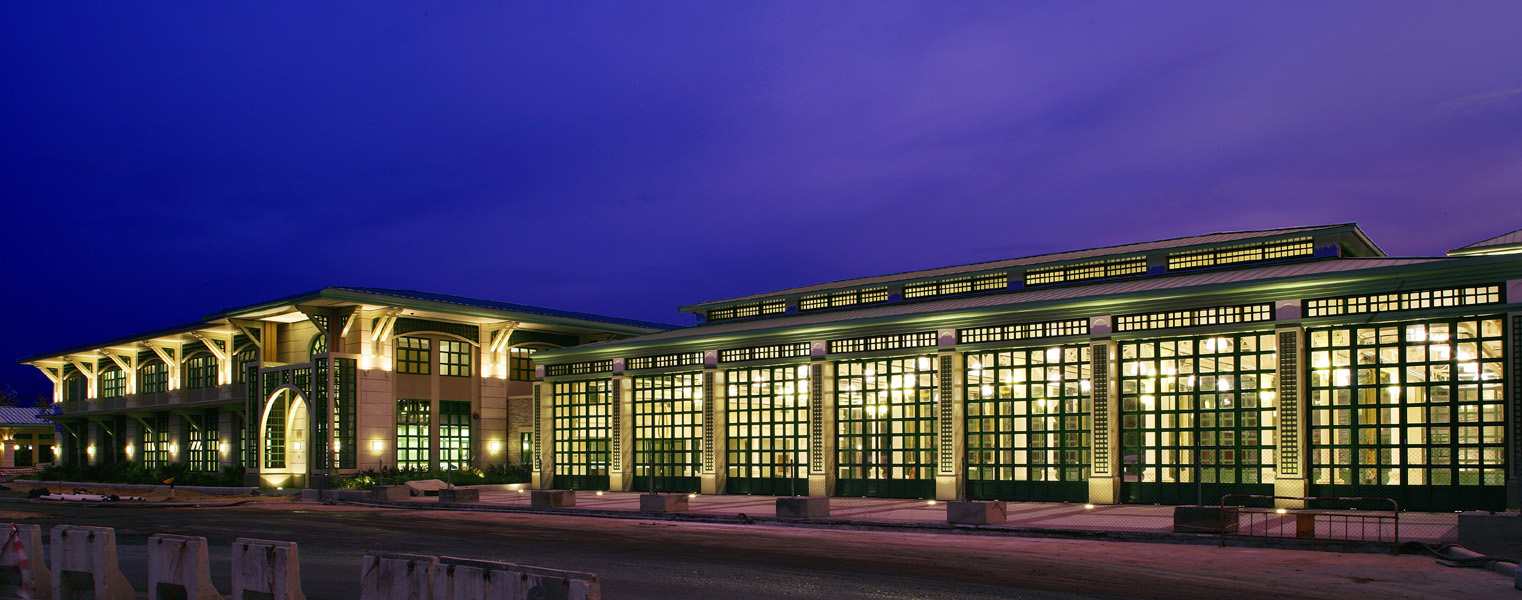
[530, 490, 575, 508]
[639, 493, 689, 513]
[319, 490, 368, 502]
[372, 486, 411, 501]
[433, 556, 599, 600]
[231, 538, 306, 600]
[50, 525, 135, 600]
[0, 523, 51, 600]
[1457, 511, 1522, 543]
[439, 488, 479, 503]
[360, 552, 437, 599]
[148, 534, 222, 600]
[1172, 506, 1238, 533]
[775, 497, 830, 519]
[403, 480, 449, 496]
[947, 501, 1006, 525]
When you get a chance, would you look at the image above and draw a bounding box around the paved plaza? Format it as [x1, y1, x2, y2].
[386, 490, 1460, 544]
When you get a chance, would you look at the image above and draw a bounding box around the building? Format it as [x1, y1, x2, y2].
[528, 224, 1522, 511]
[0, 406, 57, 469]
[20, 287, 674, 488]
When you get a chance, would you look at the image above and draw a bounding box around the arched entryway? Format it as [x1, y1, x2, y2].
[259, 386, 310, 488]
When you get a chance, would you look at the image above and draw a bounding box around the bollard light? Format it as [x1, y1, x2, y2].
[1084, 504, 1095, 510]
[1275, 508, 1288, 514]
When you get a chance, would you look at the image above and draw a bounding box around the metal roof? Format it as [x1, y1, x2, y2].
[684, 224, 1366, 309]
[0, 406, 53, 427]
[22, 287, 680, 363]
[614, 257, 1446, 344]
[1450, 228, 1522, 255]
[326, 288, 680, 330]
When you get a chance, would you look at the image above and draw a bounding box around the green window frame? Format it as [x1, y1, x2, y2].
[965, 345, 1091, 502]
[187, 409, 220, 472]
[552, 379, 611, 489]
[632, 373, 703, 493]
[396, 398, 431, 470]
[439, 340, 473, 377]
[725, 364, 810, 495]
[62, 374, 87, 403]
[100, 367, 126, 398]
[310, 334, 327, 359]
[835, 356, 939, 498]
[519, 431, 533, 466]
[265, 394, 286, 469]
[234, 347, 258, 385]
[1119, 333, 1278, 505]
[509, 347, 539, 381]
[439, 400, 472, 469]
[1309, 317, 1507, 511]
[143, 413, 170, 469]
[138, 361, 168, 394]
[184, 354, 218, 389]
[396, 337, 431, 375]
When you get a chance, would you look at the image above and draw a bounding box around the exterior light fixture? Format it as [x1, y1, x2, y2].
[1084, 504, 1095, 510]
[86, 445, 97, 456]
[927, 500, 937, 505]
[1275, 508, 1288, 514]
[488, 441, 502, 453]
[219, 443, 229, 454]
[371, 440, 384, 452]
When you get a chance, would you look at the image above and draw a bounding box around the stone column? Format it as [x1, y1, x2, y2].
[1087, 315, 1122, 504]
[531, 380, 553, 490]
[609, 373, 634, 492]
[1272, 301, 1309, 509]
[808, 341, 835, 497]
[934, 329, 966, 500]
[701, 354, 726, 495]
[1507, 307, 1520, 511]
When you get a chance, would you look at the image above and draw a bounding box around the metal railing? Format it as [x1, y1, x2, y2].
[1220, 494, 1400, 553]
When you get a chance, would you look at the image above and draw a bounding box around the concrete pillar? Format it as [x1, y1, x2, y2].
[532, 381, 553, 490]
[1507, 307, 1520, 511]
[701, 365, 726, 495]
[935, 343, 966, 501]
[1087, 315, 1122, 504]
[809, 344, 836, 496]
[609, 375, 633, 492]
[1273, 322, 1309, 509]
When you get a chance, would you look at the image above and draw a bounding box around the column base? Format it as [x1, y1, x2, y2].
[809, 473, 832, 497]
[1088, 475, 1121, 504]
[609, 472, 634, 492]
[935, 475, 963, 501]
[700, 473, 721, 495]
[1273, 478, 1307, 508]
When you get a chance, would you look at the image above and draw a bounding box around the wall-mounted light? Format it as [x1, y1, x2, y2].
[219, 443, 229, 454]
[488, 441, 501, 453]
[293, 442, 302, 451]
[370, 440, 384, 452]
[87, 445, 97, 456]
[168, 444, 178, 455]
[125, 444, 135, 456]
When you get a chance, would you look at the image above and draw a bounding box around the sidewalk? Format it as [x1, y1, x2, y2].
[385, 490, 1460, 544]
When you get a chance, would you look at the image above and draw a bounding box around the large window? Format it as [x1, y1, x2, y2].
[143, 414, 170, 469]
[552, 379, 611, 489]
[396, 337, 431, 375]
[632, 373, 703, 493]
[184, 354, 218, 389]
[234, 347, 258, 385]
[63, 374, 87, 403]
[836, 356, 939, 498]
[100, 367, 126, 398]
[965, 345, 1091, 502]
[439, 400, 472, 469]
[1309, 317, 1507, 510]
[187, 409, 219, 472]
[510, 347, 538, 381]
[13, 434, 33, 468]
[439, 340, 472, 377]
[1119, 333, 1277, 504]
[396, 399, 431, 470]
[139, 361, 168, 394]
[725, 365, 809, 495]
[310, 334, 327, 358]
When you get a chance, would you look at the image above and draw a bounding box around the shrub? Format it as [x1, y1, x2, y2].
[331, 463, 529, 490]
[28, 462, 246, 487]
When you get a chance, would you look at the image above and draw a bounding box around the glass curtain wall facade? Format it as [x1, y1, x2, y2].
[632, 373, 703, 493]
[1120, 332, 1278, 505]
[725, 364, 810, 495]
[552, 379, 612, 490]
[965, 345, 1092, 502]
[1308, 316, 1508, 510]
[836, 356, 939, 498]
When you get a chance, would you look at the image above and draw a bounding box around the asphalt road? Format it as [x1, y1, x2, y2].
[6, 501, 1114, 600]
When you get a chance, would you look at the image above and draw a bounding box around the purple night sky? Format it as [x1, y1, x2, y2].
[3, 2, 1521, 395]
